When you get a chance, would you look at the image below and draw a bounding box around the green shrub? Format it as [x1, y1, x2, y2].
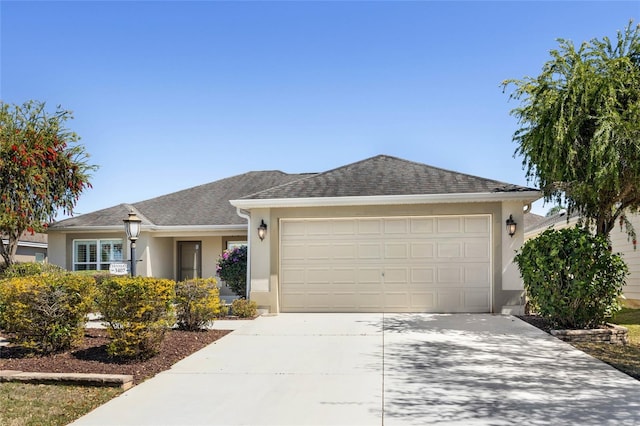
[216, 246, 247, 297]
[175, 277, 221, 330]
[0, 273, 95, 353]
[231, 298, 258, 318]
[2, 262, 65, 278]
[515, 227, 628, 329]
[96, 276, 176, 359]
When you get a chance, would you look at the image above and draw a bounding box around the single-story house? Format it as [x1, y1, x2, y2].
[1, 232, 48, 265]
[525, 210, 640, 301]
[48, 155, 540, 314]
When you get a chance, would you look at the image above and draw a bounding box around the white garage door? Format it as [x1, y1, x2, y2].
[280, 215, 491, 313]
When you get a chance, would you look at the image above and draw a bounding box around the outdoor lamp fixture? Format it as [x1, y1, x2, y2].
[123, 211, 142, 276]
[257, 219, 268, 241]
[506, 214, 517, 238]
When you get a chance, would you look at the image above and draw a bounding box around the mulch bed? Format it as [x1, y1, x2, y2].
[517, 314, 554, 333]
[0, 328, 231, 384]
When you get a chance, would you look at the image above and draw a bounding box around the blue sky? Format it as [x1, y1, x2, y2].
[1, 1, 638, 218]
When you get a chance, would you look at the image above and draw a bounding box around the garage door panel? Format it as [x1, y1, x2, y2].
[410, 242, 435, 259]
[465, 291, 490, 310]
[410, 217, 435, 234]
[410, 292, 436, 309]
[465, 216, 491, 233]
[280, 216, 491, 313]
[358, 219, 382, 234]
[383, 267, 409, 284]
[357, 268, 383, 283]
[281, 243, 306, 260]
[358, 243, 382, 259]
[307, 244, 331, 260]
[385, 243, 409, 258]
[333, 243, 357, 259]
[411, 267, 435, 283]
[437, 267, 463, 283]
[464, 241, 490, 259]
[438, 242, 462, 258]
[384, 218, 409, 234]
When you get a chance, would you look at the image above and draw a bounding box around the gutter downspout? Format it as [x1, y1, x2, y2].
[236, 207, 251, 300]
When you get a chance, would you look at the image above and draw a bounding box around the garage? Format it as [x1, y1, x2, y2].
[279, 215, 492, 313]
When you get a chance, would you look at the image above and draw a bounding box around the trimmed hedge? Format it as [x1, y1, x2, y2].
[175, 277, 221, 330]
[96, 276, 176, 359]
[515, 227, 628, 329]
[0, 273, 95, 354]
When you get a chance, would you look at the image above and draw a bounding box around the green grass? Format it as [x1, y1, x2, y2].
[0, 383, 122, 426]
[572, 306, 640, 381]
[612, 307, 640, 344]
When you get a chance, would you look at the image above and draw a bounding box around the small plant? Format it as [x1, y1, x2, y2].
[96, 276, 176, 359]
[515, 227, 628, 329]
[231, 298, 258, 318]
[0, 273, 95, 353]
[174, 277, 221, 331]
[216, 245, 247, 297]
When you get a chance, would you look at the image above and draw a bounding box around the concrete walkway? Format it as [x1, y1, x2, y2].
[70, 314, 640, 426]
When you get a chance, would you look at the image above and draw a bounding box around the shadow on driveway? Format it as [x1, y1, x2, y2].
[377, 314, 640, 425]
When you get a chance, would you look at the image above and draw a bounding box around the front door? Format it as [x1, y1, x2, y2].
[178, 241, 201, 281]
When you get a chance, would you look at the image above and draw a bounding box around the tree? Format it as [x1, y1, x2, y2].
[545, 205, 566, 217]
[0, 100, 96, 265]
[503, 21, 640, 240]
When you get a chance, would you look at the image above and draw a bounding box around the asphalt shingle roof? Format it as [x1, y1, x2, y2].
[50, 155, 538, 230]
[241, 155, 537, 199]
[50, 171, 309, 228]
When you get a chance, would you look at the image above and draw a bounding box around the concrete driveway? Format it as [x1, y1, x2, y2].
[71, 314, 640, 426]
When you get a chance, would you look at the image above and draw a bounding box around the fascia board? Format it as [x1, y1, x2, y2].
[230, 191, 542, 209]
[47, 225, 247, 233]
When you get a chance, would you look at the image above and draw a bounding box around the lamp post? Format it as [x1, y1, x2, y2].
[123, 211, 142, 276]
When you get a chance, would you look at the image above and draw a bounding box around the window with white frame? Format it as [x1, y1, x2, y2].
[73, 239, 123, 271]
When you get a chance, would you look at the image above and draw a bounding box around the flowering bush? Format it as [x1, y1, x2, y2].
[216, 245, 247, 297]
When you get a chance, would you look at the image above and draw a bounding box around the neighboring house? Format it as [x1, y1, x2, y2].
[1, 232, 48, 265]
[48, 155, 540, 314]
[525, 210, 640, 301]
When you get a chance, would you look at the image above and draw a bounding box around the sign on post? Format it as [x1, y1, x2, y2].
[109, 262, 128, 275]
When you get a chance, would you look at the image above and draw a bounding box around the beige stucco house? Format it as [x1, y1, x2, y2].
[48, 155, 540, 314]
[525, 211, 640, 301]
[1, 233, 48, 265]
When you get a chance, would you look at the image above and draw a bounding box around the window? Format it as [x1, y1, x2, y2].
[226, 241, 247, 250]
[73, 239, 123, 271]
[35, 252, 46, 263]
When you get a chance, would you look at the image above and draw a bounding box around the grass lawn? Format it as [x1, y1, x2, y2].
[571, 307, 640, 381]
[0, 383, 122, 426]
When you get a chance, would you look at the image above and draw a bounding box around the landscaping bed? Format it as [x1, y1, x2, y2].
[0, 328, 231, 384]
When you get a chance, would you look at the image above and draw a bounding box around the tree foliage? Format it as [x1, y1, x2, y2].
[503, 21, 640, 238]
[0, 100, 96, 265]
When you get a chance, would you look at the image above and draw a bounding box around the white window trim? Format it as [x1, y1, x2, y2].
[73, 238, 124, 271]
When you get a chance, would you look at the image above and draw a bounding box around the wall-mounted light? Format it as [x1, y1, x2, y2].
[257, 219, 268, 241]
[506, 214, 517, 238]
[123, 211, 142, 276]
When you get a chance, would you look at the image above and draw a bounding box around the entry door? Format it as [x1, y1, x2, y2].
[178, 241, 201, 281]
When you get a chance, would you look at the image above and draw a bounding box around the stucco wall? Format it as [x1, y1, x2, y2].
[249, 202, 526, 314]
